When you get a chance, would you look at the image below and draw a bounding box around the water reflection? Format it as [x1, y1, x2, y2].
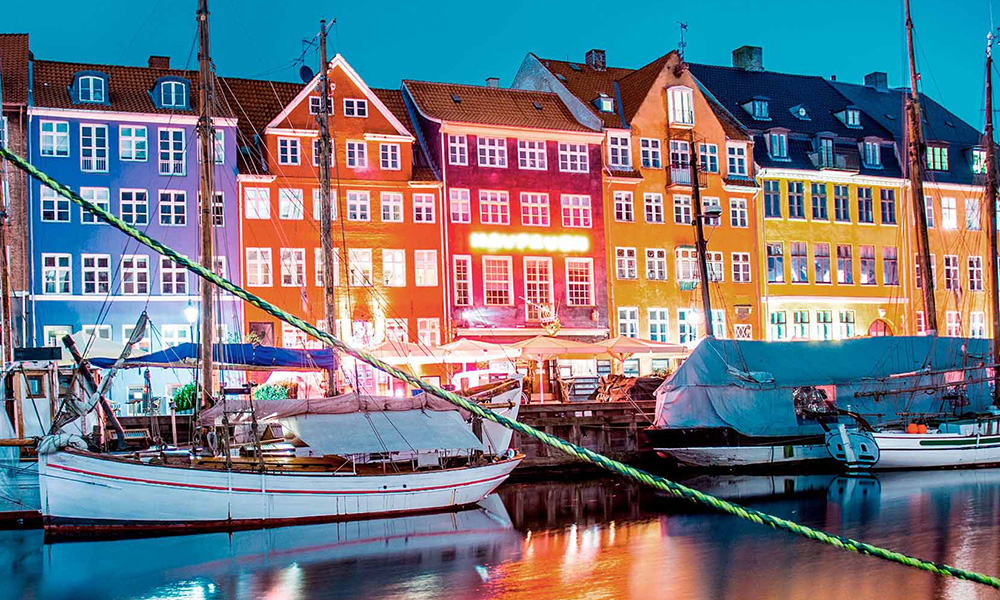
[5, 471, 1000, 599]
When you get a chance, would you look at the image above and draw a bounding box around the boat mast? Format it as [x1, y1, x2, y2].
[905, 0, 938, 335]
[689, 131, 714, 338]
[317, 20, 339, 395]
[985, 31, 1000, 404]
[196, 0, 216, 420]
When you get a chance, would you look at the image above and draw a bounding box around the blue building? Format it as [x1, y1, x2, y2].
[27, 55, 243, 414]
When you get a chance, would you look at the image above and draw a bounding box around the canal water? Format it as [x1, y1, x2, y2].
[4, 469, 1000, 600]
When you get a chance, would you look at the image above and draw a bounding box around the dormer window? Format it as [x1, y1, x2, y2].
[594, 93, 614, 113]
[790, 104, 810, 120]
[768, 131, 788, 159]
[752, 98, 769, 120]
[926, 145, 949, 171]
[835, 107, 863, 129]
[151, 77, 191, 110]
[70, 72, 109, 105]
[668, 86, 694, 126]
[862, 140, 881, 168]
[973, 148, 988, 174]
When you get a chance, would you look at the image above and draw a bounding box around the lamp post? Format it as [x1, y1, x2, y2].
[184, 300, 199, 418]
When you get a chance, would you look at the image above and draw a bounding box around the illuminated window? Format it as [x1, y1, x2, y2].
[732, 252, 751, 283]
[924, 196, 935, 227]
[767, 242, 784, 283]
[566, 258, 593, 306]
[278, 137, 300, 165]
[479, 190, 510, 225]
[121, 255, 149, 295]
[769, 311, 787, 340]
[450, 188, 471, 223]
[246, 248, 272, 286]
[863, 141, 881, 167]
[413, 194, 436, 223]
[814, 243, 831, 284]
[973, 148, 987, 174]
[836, 245, 853, 284]
[483, 256, 513, 305]
[380, 143, 400, 170]
[673, 195, 692, 225]
[675, 248, 697, 282]
[311, 189, 336, 221]
[448, 135, 468, 165]
[417, 318, 440, 347]
[815, 310, 833, 341]
[644, 194, 664, 224]
[517, 140, 547, 170]
[941, 197, 957, 229]
[348, 248, 373, 286]
[244, 188, 270, 220]
[343, 98, 368, 117]
[314, 247, 339, 287]
[883, 246, 898, 286]
[645, 248, 667, 281]
[792, 310, 810, 339]
[926, 145, 949, 171]
[677, 309, 698, 344]
[279, 248, 306, 287]
[81, 254, 110, 295]
[415, 250, 438, 286]
[561, 195, 591, 228]
[477, 137, 507, 168]
[347, 191, 370, 221]
[608, 134, 631, 168]
[649, 308, 669, 342]
[615, 247, 637, 279]
[837, 311, 856, 339]
[971, 312, 987, 338]
[860, 245, 876, 286]
[730, 198, 748, 227]
[520, 193, 550, 226]
[614, 191, 634, 222]
[618, 307, 639, 338]
[278, 188, 304, 220]
[944, 255, 960, 290]
[453, 255, 472, 306]
[946, 311, 962, 337]
[969, 256, 984, 291]
[769, 131, 787, 159]
[382, 249, 406, 287]
[789, 242, 807, 284]
[120, 126, 148, 161]
[41, 254, 71, 294]
[80, 124, 108, 173]
[966, 198, 981, 230]
[558, 143, 588, 172]
[385, 319, 408, 343]
[346, 140, 367, 168]
[524, 257, 553, 321]
[381, 192, 403, 222]
[40, 120, 70, 157]
[640, 138, 661, 168]
[160, 256, 188, 294]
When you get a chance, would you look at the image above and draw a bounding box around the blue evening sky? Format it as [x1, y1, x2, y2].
[3, 0, 998, 130]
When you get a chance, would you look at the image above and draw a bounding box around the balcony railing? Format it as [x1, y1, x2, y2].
[810, 151, 860, 172]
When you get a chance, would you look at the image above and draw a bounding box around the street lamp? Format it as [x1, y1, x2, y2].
[184, 300, 198, 325]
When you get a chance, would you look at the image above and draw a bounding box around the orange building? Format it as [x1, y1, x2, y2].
[227, 55, 444, 392]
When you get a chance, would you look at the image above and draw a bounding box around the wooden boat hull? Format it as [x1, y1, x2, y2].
[656, 443, 832, 468]
[39, 450, 522, 531]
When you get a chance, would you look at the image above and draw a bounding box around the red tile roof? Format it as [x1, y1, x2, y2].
[403, 80, 596, 132]
[0, 34, 30, 106]
[216, 76, 302, 174]
[371, 87, 415, 134]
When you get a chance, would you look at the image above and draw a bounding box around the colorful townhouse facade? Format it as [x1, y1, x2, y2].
[514, 49, 763, 357]
[401, 79, 610, 349]
[27, 56, 242, 413]
[227, 55, 446, 393]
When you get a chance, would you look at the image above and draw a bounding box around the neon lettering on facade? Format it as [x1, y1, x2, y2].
[468, 232, 589, 253]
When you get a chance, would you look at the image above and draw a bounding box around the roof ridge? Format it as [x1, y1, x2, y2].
[689, 62, 832, 82]
[34, 58, 199, 75]
[404, 79, 562, 97]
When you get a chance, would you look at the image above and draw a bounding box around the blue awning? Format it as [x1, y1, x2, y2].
[88, 343, 336, 372]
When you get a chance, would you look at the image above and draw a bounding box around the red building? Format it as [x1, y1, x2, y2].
[401, 80, 608, 345]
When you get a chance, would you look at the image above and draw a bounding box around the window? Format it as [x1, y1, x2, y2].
[415, 250, 438, 286]
[382, 249, 406, 287]
[279, 248, 306, 287]
[767, 242, 784, 283]
[200, 130, 225, 164]
[926, 146, 949, 171]
[123, 324, 152, 354]
[668, 87, 694, 125]
[711, 310, 726, 339]
[80, 188, 110, 224]
[727, 143, 748, 177]
[703, 197, 721, 227]
[645, 248, 667, 281]
[381, 192, 403, 223]
[212, 256, 228, 281]
[837, 245, 853, 284]
[524, 257, 553, 320]
[160, 81, 187, 108]
[730, 198, 748, 227]
[382, 319, 407, 343]
[315, 189, 338, 222]
[732, 252, 751, 283]
[413, 194, 436, 223]
[645, 194, 664, 224]
[790, 242, 808, 283]
[617, 307, 639, 338]
[343, 98, 368, 117]
[698, 143, 718, 173]
[347, 191, 371, 221]
[483, 256, 513, 305]
[162, 325, 191, 349]
[121, 255, 149, 295]
[946, 311, 962, 337]
[159, 191, 187, 226]
[246, 248, 272, 287]
[80, 124, 108, 172]
[857, 187, 873, 223]
[966, 198, 982, 230]
[752, 99, 769, 120]
[77, 75, 106, 103]
[837, 311, 856, 339]
[119, 126, 147, 161]
[206, 192, 225, 226]
[558, 143, 589, 172]
[448, 135, 468, 166]
[707, 251, 724, 282]
[346, 141, 367, 168]
[566, 258, 594, 306]
[281, 322, 309, 349]
[769, 311, 787, 340]
[640, 138, 662, 168]
[944, 255, 960, 290]
[314, 247, 339, 287]
[417, 319, 441, 347]
[244, 188, 270, 220]
[969, 256, 984, 291]
[815, 310, 834, 341]
[915, 254, 937, 289]
[844, 108, 861, 128]
[477, 137, 508, 168]
[814, 243, 831, 284]
[308, 95, 331, 115]
[614, 191, 634, 222]
[278, 188, 304, 220]
[864, 141, 881, 167]
[792, 310, 810, 339]
[810, 183, 828, 220]
[40, 121, 70, 157]
[453, 256, 472, 306]
[787, 182, 805, 219]
[520, 193, 550, 226]
[941, 197, 957, 229]
[450, 188, 471, 223]
[764, 180, 781, 218]
[479, 190, 510, 225]
[649, 309, 670, 342]
[973, 148, 988, 174]
[158, 128, 185, 175]
[669, 140, 691, 185]
[673, 195, 692, 225]
[609, 134, 631, 168]
[883, 247, 899, 286]
[380, 143, 400, 170]
[41, 254, 71, 294]
[677, 309, 698, 344]
[616, 247, 637, 279]
[859, 245, 876, 285]
[517, 140, 547, 170]
[561, 195, 592, 227]
[81, 254, 110, 295]
[923, 196, 935, 227]
[769, 131, 787, 159]
[160, 256, 188, 294]
[40, 186, 70, 222]
[880, 189, 896, 224]
[675, 248, 698, 282]
[972, 312, 987, 338]
[834, 185, 850, 222]
[348, 248, 373, 286]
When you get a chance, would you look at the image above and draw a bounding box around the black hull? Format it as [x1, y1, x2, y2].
[645, 426, 826, 449]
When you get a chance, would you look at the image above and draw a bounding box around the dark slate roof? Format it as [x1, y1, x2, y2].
[217, 76, 301, 174]
[830, 80, 984, 186]
[404, 79, 593, 132]
[0, 34, 29, 105]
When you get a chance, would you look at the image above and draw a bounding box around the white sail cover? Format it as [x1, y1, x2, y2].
[282, 410, 485, 455]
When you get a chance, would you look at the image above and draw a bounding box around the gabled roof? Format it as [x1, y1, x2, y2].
[217, 76, 301, 173]
[615, 52, 673, 123]
[0, 34, 29, 106]
[403, 79, 594, 132]
[531, 55, 632, 128]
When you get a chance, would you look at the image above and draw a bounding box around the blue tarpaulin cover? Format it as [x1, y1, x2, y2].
[88, 343, 336, 371]
[654, 336, 994, 437]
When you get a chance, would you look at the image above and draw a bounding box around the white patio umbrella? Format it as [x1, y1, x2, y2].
[367, 340, 441, 366]
[594, 336, 689, 361]
[436, 338, 516, 363]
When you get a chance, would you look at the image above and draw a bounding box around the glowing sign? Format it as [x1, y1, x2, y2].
[469, 232, 590, 253]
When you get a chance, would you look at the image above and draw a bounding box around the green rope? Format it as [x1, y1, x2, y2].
[5, 145, 999, 589]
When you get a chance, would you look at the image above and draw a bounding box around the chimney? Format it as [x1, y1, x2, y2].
[148, 55, 170, 69]
[831, 75, 836, 81]
[586, 49, 606, 72]
[485, 77, 500, 89]
[864, 71, 888, 90]
[732, 46, 763, 72]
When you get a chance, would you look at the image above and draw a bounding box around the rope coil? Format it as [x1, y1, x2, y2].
[3, 145, 998, 589]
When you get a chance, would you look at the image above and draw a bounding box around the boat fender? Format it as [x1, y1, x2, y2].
[906, 423, 919, 434]
[504, 448, 516, 460]
[206, 430, 218, 454]
[917, 424, 928, 434]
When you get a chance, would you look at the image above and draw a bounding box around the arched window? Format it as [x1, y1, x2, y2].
[161, 81, 187, 108]
[78, 75, 106, 103]
[867, 319, 894, 337]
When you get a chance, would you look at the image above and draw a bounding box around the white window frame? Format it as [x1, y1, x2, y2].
[40, 186, 70, 222]
[558, 142, 588, 173]
[727, 142, 748, 177]
[119, 125, 148, 161]
[348, 248, 373, 286]
[618, 307, 639, 338]
[450, 188, 471, 223]
[608, 133, 631, 168]
[279, 248, 306, 288]
[417, 318, 441, 347]
[730, 198, 748, 227]
[453, 255, 473, 306]
[312, 188, 337, 221]
[644, 193, 664, 224]
[380, 143, 401, 170]
[561, 195, 592, 228]
[158, 128, 186, 175]
[278, 188, 304, 220]
[40, 120, 70, 157]
[565, 257, 594, 306]
[675, 248, 698, 282]
[523, 257, 554, 321]
[347, 191, 371, 222]
[517, 140, 547, 170]
[382, 249, 406, 287]
[79, 187, 110, 224]
[244, 187, 271, 220]
[615, 247, 637, 280]
[160, 81, 187, 108]
[246, 248, 273, 287]
[343, 98, 369, 118]
[640, 138, 662, 168]
[448, 135, 468, 166]
[477, 137, 508, 168]
[667, 86, 694, 126]
[414, 250, 438, 287]
[346, 140, 368, 168]
[81, 253, 111, 295]
[479, 190, 510, 225]
[78, 75, 106, 103]
[381, 192, 404, 223]
[413, 193, 436, 223]
[649, 308, 670, 342]
[79, 124, 108, 173]
[482, 256, 514, 306]
[645, 248, 668, 281]
[158, 190, 187, 226]
[732, 252, 752, 283]
[160, 256, 188, 295]
[120, 254, 149, 295]
[41, 253, 72, 295]
[614, 191, 634, 222]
